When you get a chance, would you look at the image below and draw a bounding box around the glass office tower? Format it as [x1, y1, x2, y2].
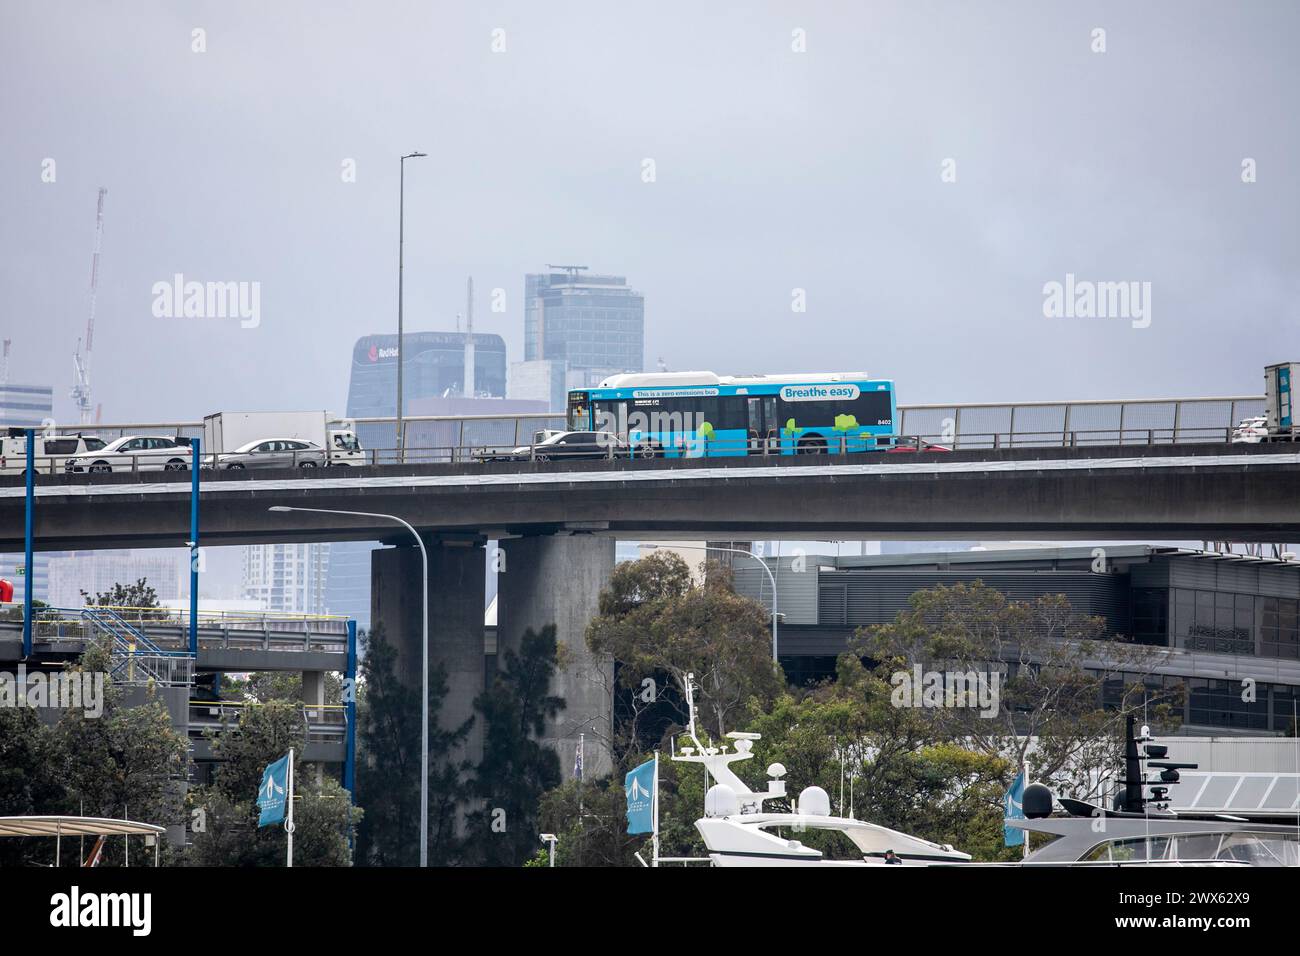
[524, 269, 644, 379]
[325, 330, 508, 629]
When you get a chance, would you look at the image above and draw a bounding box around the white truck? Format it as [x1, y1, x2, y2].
[0, 430, 111, 476]
[1233, 363, 1299, 443]
[202, 411, 364, 466]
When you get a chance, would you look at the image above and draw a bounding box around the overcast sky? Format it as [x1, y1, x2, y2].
[3, 0, 1297, 426]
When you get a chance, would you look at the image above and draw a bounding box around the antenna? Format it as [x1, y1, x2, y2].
[72, 187, 107, 425]
[463, 276, 475, 398]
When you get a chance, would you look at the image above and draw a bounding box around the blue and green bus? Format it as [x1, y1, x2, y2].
[566, 371, 897, 457]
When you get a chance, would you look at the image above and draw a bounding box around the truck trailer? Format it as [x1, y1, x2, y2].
[201, 411, 363, 466]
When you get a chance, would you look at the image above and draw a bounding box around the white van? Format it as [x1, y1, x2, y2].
[0, 431, 110, 476]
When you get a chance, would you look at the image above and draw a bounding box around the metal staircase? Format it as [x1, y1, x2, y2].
[81, 607, 195, 687]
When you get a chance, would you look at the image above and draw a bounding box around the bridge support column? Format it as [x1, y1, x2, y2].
[302, 670, 326, 786]
[370, 539, 486, 776]
[496, 534, 615, 780]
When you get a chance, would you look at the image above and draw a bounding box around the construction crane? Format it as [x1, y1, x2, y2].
[71, 187, 107, 426]
[464, 275, 475, 398]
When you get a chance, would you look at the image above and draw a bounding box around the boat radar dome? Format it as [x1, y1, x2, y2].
[767, 763, 787, 779]
[797, 786, 831, 816]
[1022, 783, 1054, 819]
[705, 784, 740, 818]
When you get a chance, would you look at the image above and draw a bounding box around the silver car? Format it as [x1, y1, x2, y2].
[216, 438, 328, 470]
[65, 434, 193, 473]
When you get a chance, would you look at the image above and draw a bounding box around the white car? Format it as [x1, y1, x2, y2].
[1231, 416, 1269, 443]
[65, 435, 194, 473]
[216, 438, 329, 469]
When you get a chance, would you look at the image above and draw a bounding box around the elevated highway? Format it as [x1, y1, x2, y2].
[1, 443, 1297, 551]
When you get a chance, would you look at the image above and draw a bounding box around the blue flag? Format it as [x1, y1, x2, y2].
[257, 754, 290, 827]
[1003, 770, 1026, 847]
[624, 758, 656, 834]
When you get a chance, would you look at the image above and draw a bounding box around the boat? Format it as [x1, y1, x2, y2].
[1005, 716, 1300, 867]
[672, 674, 972, 866]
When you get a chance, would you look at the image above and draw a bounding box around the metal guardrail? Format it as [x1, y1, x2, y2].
[188, 699, 347, 742]
[1, 396, 1270, 469]
[1, 605, 348, 655]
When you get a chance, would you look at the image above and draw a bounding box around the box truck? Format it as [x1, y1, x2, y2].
[201, 412, 364, 466]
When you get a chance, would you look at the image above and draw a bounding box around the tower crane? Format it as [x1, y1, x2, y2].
[71, 187, 107, 425]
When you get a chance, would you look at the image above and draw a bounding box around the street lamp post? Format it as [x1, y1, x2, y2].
[396, 151, 427, 462]
[268, 505, 430, 865]
[645, 544, 779, 662]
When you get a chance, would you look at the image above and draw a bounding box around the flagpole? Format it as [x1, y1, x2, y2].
[1022, 756, 1030, 860]
[286, 748, 296, 868]
[652, 751, 660, 868]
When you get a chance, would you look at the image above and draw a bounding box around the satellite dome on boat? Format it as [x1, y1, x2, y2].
[1023, 783, 1054, 819]
[797, 786, 831, 816]
[705, 784, 740, 818]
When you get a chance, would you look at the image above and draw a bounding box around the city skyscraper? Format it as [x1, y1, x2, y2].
[242, 542, 331, 615]
[328, 329, 510, 628]
[346, 330, 507, 429]
[524, 267, 644, 386]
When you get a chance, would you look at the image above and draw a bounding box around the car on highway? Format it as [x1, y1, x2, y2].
[215, 438, 330, 469]
[485, 430, 629, 462]
[64, 435, 194, 473]
[1231, 415, 1269, 443]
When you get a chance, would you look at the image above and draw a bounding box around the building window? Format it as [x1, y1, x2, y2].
[1188, 678, 1267, 730]
[1261, 597, 1300, 660]
[1131, 588, 1169, 646]
[1173, 588, 1255, 655]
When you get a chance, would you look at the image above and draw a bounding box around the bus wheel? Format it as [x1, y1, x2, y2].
[797, 436, 827, 455]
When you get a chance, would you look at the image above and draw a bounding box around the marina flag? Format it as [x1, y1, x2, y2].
[625, 758, 656, 835]
[1003, 769, 1026, 847]
[257, 754, 291, 827]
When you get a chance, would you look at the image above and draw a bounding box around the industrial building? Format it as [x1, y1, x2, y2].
[733, 545, 1300, 736]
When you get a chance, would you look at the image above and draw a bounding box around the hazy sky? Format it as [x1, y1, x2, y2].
[3, 0, 1298, 427]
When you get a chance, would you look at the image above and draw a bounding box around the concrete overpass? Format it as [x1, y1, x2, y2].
[5, 441, 1297, 782]
[2, 443, 1299, 550]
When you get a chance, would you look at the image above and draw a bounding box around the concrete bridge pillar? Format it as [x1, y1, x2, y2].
[302, 670, 326, 786]
[495, 534, 615, 780]
[370, 539, 486, 771]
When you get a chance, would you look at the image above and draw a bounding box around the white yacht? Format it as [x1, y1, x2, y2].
[1004, 717, 1300, 867]
[673, 676, 972, 867]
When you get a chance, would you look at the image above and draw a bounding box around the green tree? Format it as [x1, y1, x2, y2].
[852, 581, 1181, 803]
[586, 552, 781, 742]
[81, 577, 165, 620]
[56, 642, 189, 857]
[0, 707, 69, 866]
[186, 697, 359, 866]
[354, 624, 466, 867]
[464, 625, 564, 866]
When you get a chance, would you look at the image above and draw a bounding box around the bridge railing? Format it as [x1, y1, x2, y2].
[0, 604, 349, 655]
[187, 699, 348, 742]
[4, 396, 1269, 469]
